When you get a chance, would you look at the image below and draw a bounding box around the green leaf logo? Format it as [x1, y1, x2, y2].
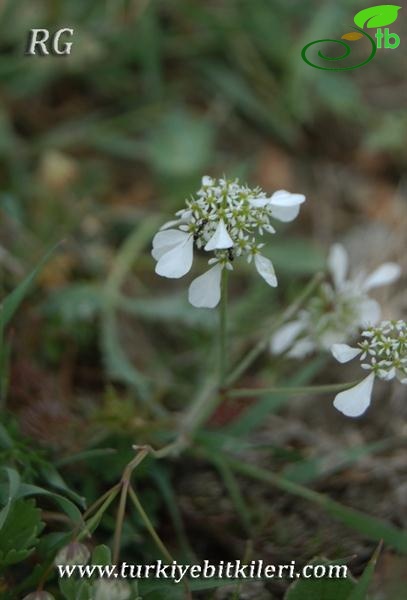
[354, 5, 401, 29]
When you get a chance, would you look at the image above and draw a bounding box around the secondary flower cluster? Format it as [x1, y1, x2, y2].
[152, 176, 305, 308]
[271, 244, 401, 357]
[331, 320, 407, 417]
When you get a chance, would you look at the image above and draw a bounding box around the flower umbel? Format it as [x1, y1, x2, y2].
[271, 244, 401, 357]
[331, 320, 407, 417]
[152, 176, 306, 308]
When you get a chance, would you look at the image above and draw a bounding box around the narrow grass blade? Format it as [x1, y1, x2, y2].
[223, 457, 407, 554]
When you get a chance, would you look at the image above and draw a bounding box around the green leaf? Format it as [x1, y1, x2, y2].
[354, 5, 401, 29]
[284, 557, 355, 600]
[39, 464, 86, 509]
[225, 457, 407, 554]
[0, 498, 43, 567]
[16, 483, 83, 526]
[2, 467, 20, 500]
[91, 544, 111, 566]
[101, 217, 165, 416]
[347, 543, 382, 600]
[60, 578, 91, 600]
[1, 244, 58, 328]
[0, 467, 21, 529]
[0, 424, 13, 450]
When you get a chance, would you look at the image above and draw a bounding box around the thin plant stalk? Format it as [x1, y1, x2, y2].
[128, 486, 192, 600]
[128, 486, 173, 562]
[228, 380, 361, 398]
[219, 268, 229, 386]
[78, 487, 120, 542]
[112, 447, 149, 563]
[225, 272, 324, 387]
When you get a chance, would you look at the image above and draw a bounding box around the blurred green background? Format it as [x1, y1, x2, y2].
[0, 1, 406, 598]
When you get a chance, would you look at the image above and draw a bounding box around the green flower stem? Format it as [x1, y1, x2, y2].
[128, 485, 173, 563]
[112, 447, 150, 564]
[225, 271, 324, 387]
[69, 482, 121, 542]
[82, 483, 121, 521]
[228, 380, 360, 398]
[219, 268, 229, 386]
[78, 486, 120, 542]
[179, 375, 220, 438]
[128, 487, 193, 600]
[179, 268, 229, 440]
[176, 273, 325, 441]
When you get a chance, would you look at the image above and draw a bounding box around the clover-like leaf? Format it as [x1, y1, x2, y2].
[0, 499, 44, 567]
[354, 5, 401, 29]
[342, 32, 364, 41]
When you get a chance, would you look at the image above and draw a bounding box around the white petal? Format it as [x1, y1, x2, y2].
[268, 190, 305, 222]
[270, 204, 301, 222]
[358, 298, 381, 327]
[288, 338, 315, 358]
[380, 367, 396, 381]
[152, 229, 188, 249]
[188, 264, 223, 308]
[204, 220, 234, 251]
[152, 230, 190, 261]
[254, 254, 277, 287]
[333, 373, 375, 417]
[160, 210, 192, 231]
[269, 190, 306, 207]
[159, 219, 182, 231]
[271, 321, 305, 354]
[363, 263, 401, 291]
[152, 244, 172, 261]
[155, 236, 193, 278]
[249, 197, 269, 208]
[202, 175, 213, 186]
[331, 343, 362, 363]
[328, 244, 348, 289]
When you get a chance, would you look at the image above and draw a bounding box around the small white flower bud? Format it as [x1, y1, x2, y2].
[54, 542, 90, 566]
[91, 580, 131, 600]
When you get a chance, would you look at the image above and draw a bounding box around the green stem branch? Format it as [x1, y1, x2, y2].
[219, 268, 229, 386]
[128, 486, 173, 562]
[225, 272, 324, 387]
[228, 380, 360, 398]
[112, 447, 149, 563]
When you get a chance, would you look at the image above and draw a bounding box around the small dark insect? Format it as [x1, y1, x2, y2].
[193, 219, 208, 241]
[227, 248, 234, 261]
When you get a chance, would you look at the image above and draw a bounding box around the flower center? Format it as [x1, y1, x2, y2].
[358, 320, 407, 380]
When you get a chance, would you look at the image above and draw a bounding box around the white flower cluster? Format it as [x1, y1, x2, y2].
[152, 176, 305, 308]
[332, 320, 407, 417]
[271, 244, 401, 357]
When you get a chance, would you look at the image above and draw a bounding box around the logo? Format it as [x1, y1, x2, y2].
[25, 28, 74, 56]
[301, 4, 401, 71]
